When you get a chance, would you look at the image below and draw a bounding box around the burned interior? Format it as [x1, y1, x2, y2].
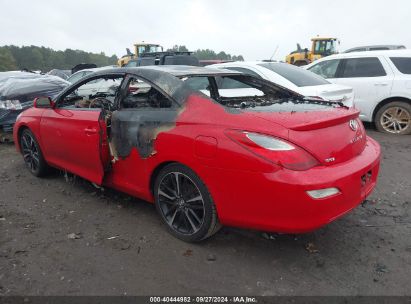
[180, 73, 345, 111]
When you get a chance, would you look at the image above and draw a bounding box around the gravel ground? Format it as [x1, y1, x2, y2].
[0, 128, 410, 296]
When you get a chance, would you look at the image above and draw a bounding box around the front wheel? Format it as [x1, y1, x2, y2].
[375, 101, 411, 135]
[154, 163, 221, 242]
[20, 129, 49, 177]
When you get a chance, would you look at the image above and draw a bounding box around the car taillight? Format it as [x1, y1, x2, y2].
[225, 130, 319, 171]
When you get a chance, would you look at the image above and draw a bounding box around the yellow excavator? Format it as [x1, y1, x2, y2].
[285, 37, 339, 66]
[118, 42, 163, 67]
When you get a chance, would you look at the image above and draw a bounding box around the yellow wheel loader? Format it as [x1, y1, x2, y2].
[118, 42, 163, 67]
[285, 37, 339, 66]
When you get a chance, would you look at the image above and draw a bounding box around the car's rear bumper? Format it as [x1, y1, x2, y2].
[207, 136, 381, 233]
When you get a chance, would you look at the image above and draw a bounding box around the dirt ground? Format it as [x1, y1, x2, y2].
[0, 127, 410, 296]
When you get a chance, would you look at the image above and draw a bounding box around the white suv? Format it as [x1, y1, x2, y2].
[306, 50, 411, 135]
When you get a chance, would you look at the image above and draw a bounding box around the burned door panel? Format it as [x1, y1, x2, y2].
[110, 71, 195, 159]
[110, 109, 180, 159]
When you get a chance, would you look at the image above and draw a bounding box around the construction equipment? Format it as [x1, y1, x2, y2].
[285, 37, 339, 66]
[118, 42, 163, 67]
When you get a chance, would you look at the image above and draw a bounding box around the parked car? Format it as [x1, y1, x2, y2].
[71, 63, 97, 74]
[66, 66, 119, 97]
[47, 69, 71, 80]
[14, 66, 380, 242]
[306, 50, 411, 134]
[209, 61, 354, 107]
[67, 66, 117, 83]
[344, 45, 406, 53]
[0, 72, 69, 142]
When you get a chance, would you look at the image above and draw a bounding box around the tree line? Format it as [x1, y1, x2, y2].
[0, 45, 118, 72]
[167, 45, 244, 61]
[0, 44, 245, 72]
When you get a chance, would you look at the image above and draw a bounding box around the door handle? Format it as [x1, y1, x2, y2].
[84, 127, 98, 135]
[374, 82, 388, 86]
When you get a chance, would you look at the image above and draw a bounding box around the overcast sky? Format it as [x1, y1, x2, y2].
[0, 0, 409, 61]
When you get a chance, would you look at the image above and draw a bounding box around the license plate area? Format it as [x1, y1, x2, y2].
[361, 170, 373, 187]
[360, 169, 375, 197]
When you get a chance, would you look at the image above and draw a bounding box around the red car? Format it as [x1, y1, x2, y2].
[13, 66, 381, 242]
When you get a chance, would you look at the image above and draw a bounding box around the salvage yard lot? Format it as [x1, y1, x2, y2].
[0, 129, 410, 296]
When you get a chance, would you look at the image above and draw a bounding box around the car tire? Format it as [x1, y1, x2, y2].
[20, 129, 49, 177]
[375, 101, 411, 135]
[154, 163, 221, 242]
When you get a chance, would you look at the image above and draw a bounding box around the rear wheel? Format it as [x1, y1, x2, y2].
[20, 129, 49, 176]
[375, 101, 411, 135]
[154, 163, 220, 242]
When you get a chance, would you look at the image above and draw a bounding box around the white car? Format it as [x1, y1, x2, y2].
[306, 50, 411, 135]
[208, 61, 354, 107]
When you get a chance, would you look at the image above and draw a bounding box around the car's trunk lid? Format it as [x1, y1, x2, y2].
[243, 101, 366, 165]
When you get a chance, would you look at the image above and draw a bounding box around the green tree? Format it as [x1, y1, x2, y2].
[191, 48, 243, 61]
[0, 48, 17, 71]
[0, 45, 119, 72]
[167, 45, 190, 52]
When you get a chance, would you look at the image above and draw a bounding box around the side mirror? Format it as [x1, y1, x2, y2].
[33, 96, 54, 109]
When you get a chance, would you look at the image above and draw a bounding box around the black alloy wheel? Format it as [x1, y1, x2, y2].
[154, 164, 220, 242]
[20, 129, 48, 177]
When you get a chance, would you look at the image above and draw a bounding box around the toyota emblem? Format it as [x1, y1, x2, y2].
[349, 119, 358, 131]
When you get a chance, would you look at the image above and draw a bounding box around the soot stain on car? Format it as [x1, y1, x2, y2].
[110, 109, 181, 159]
[109, 68, 195, 159]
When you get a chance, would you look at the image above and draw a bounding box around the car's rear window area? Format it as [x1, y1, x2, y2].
[390, 57, 411, 74]
[258, 63, 329, 87]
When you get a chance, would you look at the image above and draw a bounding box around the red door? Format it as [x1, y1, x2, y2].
[39, 108, 107, 184]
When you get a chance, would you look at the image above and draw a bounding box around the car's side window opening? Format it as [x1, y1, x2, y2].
[216, 76, 253, 90]
[180, 76, 212, 96]
[213, 75, 294, 108]
[182, 76, 210, 91]
[58, 75, 124, 110]
[121, 77, 173, 109]
[215, 75, 265, 100]
[66, 71, 85, 84]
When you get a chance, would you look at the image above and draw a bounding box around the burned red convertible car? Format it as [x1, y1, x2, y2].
[13, 66, 381, 242]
